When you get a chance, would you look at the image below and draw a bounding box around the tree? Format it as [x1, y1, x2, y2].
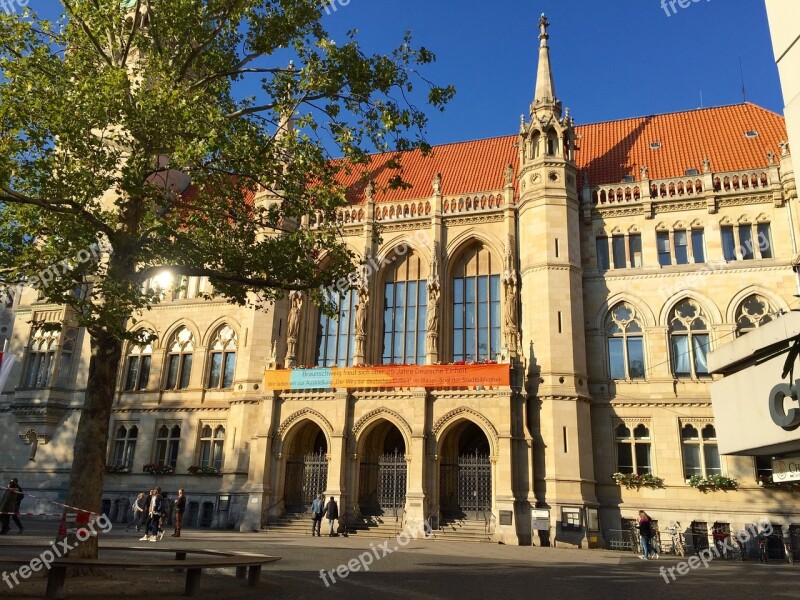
[0, 0, 452, 557]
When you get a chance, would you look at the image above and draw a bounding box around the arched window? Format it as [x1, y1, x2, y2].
[316, 288, 357, 367]
[382, 251, 428, 365]
[23, 328, 59, 389]
[164, 327, 194, 390]
[199, 425, 225, 471]
[615, 423, 652, 474]
[735, 294, 774, 336]
[681, 423, 721, 479]
[124, 330, 154, 391]
[669, 300, 710, 378]
[110, 424, 138, 470]
[207, 325, 237, 389]
[606, 303, 645, 380]
[452, 244, 501, 362]
[154, 424, 181, 468]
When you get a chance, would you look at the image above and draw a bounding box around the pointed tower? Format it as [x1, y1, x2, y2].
[517, 15, 599, 546]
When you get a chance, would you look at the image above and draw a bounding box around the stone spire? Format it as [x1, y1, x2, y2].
[531, 14, 562, 119]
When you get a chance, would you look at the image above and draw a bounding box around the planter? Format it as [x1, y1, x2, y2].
[187, 466, 221, 476]
[142, 464, 175, 476]
[105, 465, 131, 474]
[611, 472, 665, 490]
[687, 475, 738, 492]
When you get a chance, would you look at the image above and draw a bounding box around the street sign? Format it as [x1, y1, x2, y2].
[772, 456, 800, 482]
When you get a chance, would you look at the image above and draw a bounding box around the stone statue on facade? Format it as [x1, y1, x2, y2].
[354, 273, 370, 360]
[286, 290, 303, 365]
[502, 237, 520, 354]
[702, 157, 711, 173]
[426, 243, 441, 356]
[504, 164, 514, 187]
[432, 173, 442, 196]
[640, 165, 648, 180]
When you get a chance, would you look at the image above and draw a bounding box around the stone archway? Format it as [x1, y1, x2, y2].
[439, 421, 491, 520]
[357, 420, 407, 517]
[282, 421, 328, 512]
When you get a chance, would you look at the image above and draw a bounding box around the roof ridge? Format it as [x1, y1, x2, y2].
[575, 102, 778, 128]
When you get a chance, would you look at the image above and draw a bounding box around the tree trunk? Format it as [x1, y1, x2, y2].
[61, 328, 122, 559]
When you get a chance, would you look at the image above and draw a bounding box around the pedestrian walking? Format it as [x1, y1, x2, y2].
[324, 496, 339, 537]
[637, 510, 658, 560]
[311, 494, 324, 537]
[127, 492, 147, 532]
[8, 479, 24, 534]
[172, 489, 186, 537]
[0, 480, 17, 535]
[139, 489, 155, 541]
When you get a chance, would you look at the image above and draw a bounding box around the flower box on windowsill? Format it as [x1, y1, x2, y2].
[611, 472, 665, 490]
[187, 465, 221, 476]
[142, 464, 175, 475]
[105, 465, 131, 474]
[687, 474, 738, 492]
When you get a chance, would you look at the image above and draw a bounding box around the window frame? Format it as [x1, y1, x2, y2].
[669, 300, 711, 379]
[382, 253, 429, 365]
[198, 424, 226, 471]
[154, 423, 182, 469]
[110, 423, 138, 470]
[163, 327, 194, 391]
[316, 288, 357, 367]
[681, 423, 722, 480]
[614, 423, 653, 475]
[206, 325, 237, 389]
[605, 303, 646, 381]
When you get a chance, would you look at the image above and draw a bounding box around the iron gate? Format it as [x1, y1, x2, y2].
[441, 450, 492, 519]
[359, 449, 407, 515]
[284, 449, 328, 510]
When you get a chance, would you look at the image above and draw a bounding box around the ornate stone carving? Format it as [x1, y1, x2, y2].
[502, 237, 520, 355]
[426, 242, 441, 357]
[286, 290, 304, 366]
[431, 407, 499, 456]
[432, 173, 442, 196]
[354, 272, 370, 360]
[276, 408, 334, 439]
[504, 164, 514, 187]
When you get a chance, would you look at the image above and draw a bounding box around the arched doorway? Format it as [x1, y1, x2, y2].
[358, 421, 407, 517]
[439, 421, 492, 520]
[283, 422, 328, 512]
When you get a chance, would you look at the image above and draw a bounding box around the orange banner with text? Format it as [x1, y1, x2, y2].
[263, 363, 509, 391]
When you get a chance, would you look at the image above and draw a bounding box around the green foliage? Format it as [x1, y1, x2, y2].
[688, 474, 738, 492]
[143, 463, 175, 475]
[187, 465, 220, 475]
[611, 472, 665, 490]
[0, 1, 454, 338]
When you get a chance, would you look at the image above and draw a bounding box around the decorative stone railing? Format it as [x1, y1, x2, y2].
[441, 193, 504, 215]
[375, 200, 431, 221]
[591, 168, 775, 206]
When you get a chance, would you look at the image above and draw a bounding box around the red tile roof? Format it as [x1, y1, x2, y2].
[339, 103, 786, 203]
[574, 103, 786, 186]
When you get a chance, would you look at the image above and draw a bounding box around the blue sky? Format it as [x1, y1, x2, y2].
[318, 0, 783, 145]
[28, 0, 784, 147]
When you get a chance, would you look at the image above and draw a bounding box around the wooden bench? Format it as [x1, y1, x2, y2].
[0, 551, 280, 599]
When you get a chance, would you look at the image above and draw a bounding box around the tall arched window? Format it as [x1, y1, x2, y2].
[23, 328, 59, 389]
[164, 327, 194, 390]
[207, 325, 237, 389]
[199, 424, 225, 470]
[111, 424, 138, 469]
[615, 423, 652, 474]
[316, 288, 357, 367]
[154, 424, 181, 468]
[606, 303, 645, 380]
[452, 244, 501, 362]
[669, 300, 710, 378]
[681, 423, 721, 479]
[382, 251, 428, 365]
[124, 330, 154, 391]
[735, 294, 774, 336]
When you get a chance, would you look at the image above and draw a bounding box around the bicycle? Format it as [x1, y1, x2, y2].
[784, 538, 795, 565]
[758, 537, 768, 563]
[667, 522, 686, 557]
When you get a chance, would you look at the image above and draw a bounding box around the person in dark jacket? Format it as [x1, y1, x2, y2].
[9, 479, 24, 534]
[637, 510, 658, 559]
[324, 496, 339, 537]
[0, 481, 17, 535]
[172, 489, 186, 537]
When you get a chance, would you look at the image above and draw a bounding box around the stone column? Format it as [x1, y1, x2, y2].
[326, 389, 350, 533]
[405, 387, 428, 534]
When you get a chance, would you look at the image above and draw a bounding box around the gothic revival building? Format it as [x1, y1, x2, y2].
[2, 16, 799, 548]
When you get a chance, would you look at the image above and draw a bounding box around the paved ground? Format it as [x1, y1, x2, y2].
[0, 519, 797, 599]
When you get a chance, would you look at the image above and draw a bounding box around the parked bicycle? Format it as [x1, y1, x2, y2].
[784, 537, 795, 565]
[666, 522, 686, 557]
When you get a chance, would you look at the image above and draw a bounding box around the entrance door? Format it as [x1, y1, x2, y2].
[284, 449, 328, 512]
[439, 421, 492, 520]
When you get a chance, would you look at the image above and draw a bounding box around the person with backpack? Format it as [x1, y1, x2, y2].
[311, 493, 324, 537]
[171, 489, 186, 537]
[127, 492, 147, 533]
[637, 510, 658, 560]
